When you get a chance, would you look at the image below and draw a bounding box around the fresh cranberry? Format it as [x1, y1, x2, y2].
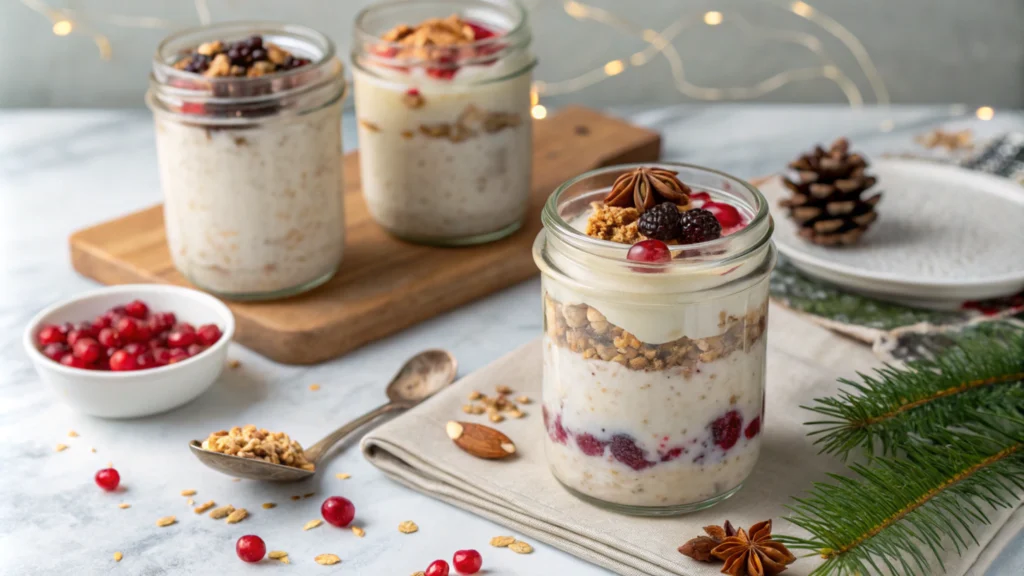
[704, 202, 742, 228]
[65, 330, 87, 347]
[97, 328, 121, 348]
[60, 354, 88, 369]
[76, 322, 99, 338]
[115, 317, 140, 342]
[136, 352, 156, 369]
[94, 315, 112, 329]
[37, 324, 66, 346]
[235, 535, 266, 563]
[744, 416, 761, 439]
[425, 560, 450, 576]
[175, 322, 196, 334]
[122, 343, 145, 356]
[148, 336, 167, 350]
[187, 344, 207, 357]
[152, 347, 172, 366]
[426, 54, 458, 80]
[320, 496, 356, 527]
[72, 338, 102, 364]
[42, 343, 69, 361]
[710, 410, 743, 450]
[549, 413, 569, 444]
[575, 433, 607, 456]
[467, 21, 497, 40]
[125, 300, 149, 319]
[95, 468, 120, 491]
[626, 239, 672, 264]
[109, 350, 138, 371]
[167, 330, 196, 348]
[610, 435, 653, 471]
[197, 324, 222, 346]
[150, 312, 177, 332]
[452, 549, 483, 575]
[167, 349, 190, 364]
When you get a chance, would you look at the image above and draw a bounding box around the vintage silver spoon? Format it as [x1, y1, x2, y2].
[189, 349, 457, 482]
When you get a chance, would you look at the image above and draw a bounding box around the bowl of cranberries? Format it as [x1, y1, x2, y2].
[23, 284, 235, 418]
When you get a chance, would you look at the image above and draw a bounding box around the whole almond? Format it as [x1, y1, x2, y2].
[446, 421, 516, 459]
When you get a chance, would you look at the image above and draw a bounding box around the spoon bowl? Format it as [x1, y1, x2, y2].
[189, 349, 457, 482]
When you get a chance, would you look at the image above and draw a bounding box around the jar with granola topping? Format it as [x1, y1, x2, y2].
[146, 22, 346, 300]
[533, 163, 776, 515]
[352, 0, 535, 246]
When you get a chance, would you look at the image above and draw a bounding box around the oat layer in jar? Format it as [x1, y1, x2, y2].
[352, 0, 535, 246]
[532, 163, 776, 515]
[147, 22, 346, 300]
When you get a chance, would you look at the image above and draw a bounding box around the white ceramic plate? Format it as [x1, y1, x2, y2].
[759, 159, 1024, 309]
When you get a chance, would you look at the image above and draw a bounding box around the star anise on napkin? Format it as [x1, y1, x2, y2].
[711, 520, 796, 576]
[604, 167, 692, 213]
[678, 520, 736, 561]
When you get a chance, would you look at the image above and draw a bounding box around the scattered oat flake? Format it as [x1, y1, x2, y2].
[90, 447, 96, 453]
[290, 495, 302, 501]
[489, 413, 504, 423]
[351, 526, 365, 537]
[468, 390, 482, 400]
[496, 385, 512, 394]
[411, 572, 426, 576]
[398, 520, 419, 534]
[231, 478, 241, 482]
[55, 444, 68, 452]
[68, 430, 79, 437]
[516, 396, 530, 404]
[262, 502, 277, 509]
[509, 540, 533, 554]
[118, 503, 131, 509]
[180, 489, 197, 496]
[490, 535, 516, 547]
[209, 505, 234, 519]
[194, 500, 215, 514]
[509, 409, 525, 419]
[156, 515, 177, 527]
[226, 508, 249, 524]
[113, 552, 123, 562]
[335, 473, 351, 480]
[304, 519, 323, 531]
[315, 554, 341, 565]
[309, 384, 321, 391]
[227, 358, 241, 369]
[303, 492, 316, 499]
[269, 550, 289, 562]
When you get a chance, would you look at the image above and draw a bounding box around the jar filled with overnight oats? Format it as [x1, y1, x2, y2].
[533, 163, 776, 515]
[352, 0, 535, 246]
[146, 22, 346, 300]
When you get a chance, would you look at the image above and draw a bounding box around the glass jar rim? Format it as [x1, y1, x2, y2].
[352, 0, 532, 72]
[541, 162, 774, 272]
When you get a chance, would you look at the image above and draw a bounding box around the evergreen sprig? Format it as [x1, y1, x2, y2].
[802, 328, 1024, 458]
[780, 426, 1024, 576]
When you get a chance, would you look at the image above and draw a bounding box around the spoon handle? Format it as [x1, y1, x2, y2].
[303, 402, 403, 463]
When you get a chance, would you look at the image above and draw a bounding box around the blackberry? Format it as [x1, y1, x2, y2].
[637, 202, 682, 241]
[678, 208, 722, 244]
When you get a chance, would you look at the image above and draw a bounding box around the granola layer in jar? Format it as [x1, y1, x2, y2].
[147, 22, 346, 300]
[352, 0, 535, 246]
[532, 163, 776, 515]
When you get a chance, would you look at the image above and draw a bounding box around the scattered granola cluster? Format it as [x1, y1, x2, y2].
[173, 35, 311, 78]
[585, 203, 643, 244]
[461, 385, 528, 422]
[200, 425, 315, 471]
[545, 294, 768, 373]
[381, 14, 484, 61]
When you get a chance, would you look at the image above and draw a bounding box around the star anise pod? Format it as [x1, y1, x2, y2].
[711, 520, 796, 576]
[679, 520, 737, 562]
[604, 167, 692, 213]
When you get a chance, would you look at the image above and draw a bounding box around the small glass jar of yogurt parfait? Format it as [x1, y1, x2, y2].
[533, 163, 776, 515]
[352, 0, 536, 246]
[147, 22, 346, 300]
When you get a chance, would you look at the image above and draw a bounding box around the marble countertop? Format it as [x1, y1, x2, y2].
[1, 105, 1022, 575]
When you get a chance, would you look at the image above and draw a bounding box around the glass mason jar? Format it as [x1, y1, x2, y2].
[352, 0, 536, 246]
[146, 22, 347, 301]
[533, 163, 776, 515]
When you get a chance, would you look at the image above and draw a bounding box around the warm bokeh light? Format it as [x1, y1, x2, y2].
[531, 104, 548, 120]
[530, 87, 539, 106]
[630, 52, 648, 66]
[703, 11, 723, 26]
[603, 60, 625, 76]
[976, 106, 994, 121]
[52, 20, 73, 36]
[790, 1, 814, 17]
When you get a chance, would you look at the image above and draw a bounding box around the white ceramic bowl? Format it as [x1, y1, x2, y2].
[23, 284, 236, 419]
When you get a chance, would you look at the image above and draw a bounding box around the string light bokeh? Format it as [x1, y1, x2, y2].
[18, 0, 996, 127]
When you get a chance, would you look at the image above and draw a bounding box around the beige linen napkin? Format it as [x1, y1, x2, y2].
[362, 304, 1021, 576]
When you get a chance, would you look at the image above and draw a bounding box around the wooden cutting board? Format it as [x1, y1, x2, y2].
[70, 106, 661, 365]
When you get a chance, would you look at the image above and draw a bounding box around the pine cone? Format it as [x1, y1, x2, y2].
[779, 137, 882, 246]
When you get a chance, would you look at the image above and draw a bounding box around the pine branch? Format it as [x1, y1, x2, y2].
[802, 328, 1024, 458]
[780, 426, 1024, 576]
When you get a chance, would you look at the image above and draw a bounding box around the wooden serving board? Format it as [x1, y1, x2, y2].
[70, 106, 660, 365]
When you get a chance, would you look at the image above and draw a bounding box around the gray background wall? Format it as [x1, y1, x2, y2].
[1, 0, 1022, 109]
